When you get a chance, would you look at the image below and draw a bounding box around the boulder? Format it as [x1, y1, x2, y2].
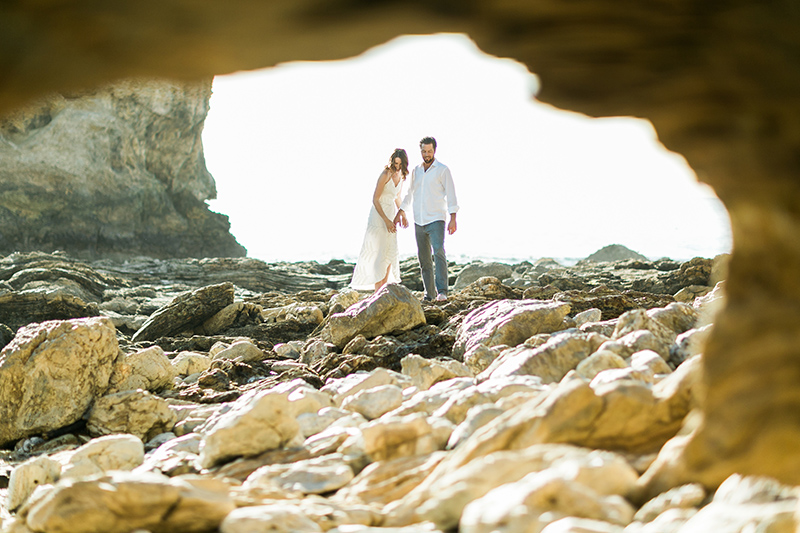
[328, 284, 425, 348]
[87, 389, 177, 441]
[386, 444, 639, 530]
[199, 389, 300, 468]
[454, 262, 514, 291]
[333, 451, 447, 506]
[108, 345, 177, 393]
[243, 454, 354, 495]
[131, 282, 235, 342]
[459, 470, 635, 533]
[211, 339, 264, 363]
[453, 300, 571, 360]
[479, 332, 605, 383]
[24, 471, 235, 533]
[401, 353, 473, 390]
[61, 434, 145, 481]
[0, 317, 119, 446]
[6, 455, 62, 511]
[172, 351, 212, 376]
[341, 385, 405, 421]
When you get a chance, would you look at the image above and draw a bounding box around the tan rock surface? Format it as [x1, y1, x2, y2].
[0, 317, 119, 445]
[453, 300, 571, 360]
[328, 284, 425, 348]
[24, 471, 235, 533]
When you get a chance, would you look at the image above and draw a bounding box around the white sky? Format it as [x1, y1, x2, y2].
[202, 33, 732, 264]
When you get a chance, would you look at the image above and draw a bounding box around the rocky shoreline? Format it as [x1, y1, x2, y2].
[2, 248, 790, 533]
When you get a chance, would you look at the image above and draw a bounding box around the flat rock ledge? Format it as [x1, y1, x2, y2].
[0, 250, 761, 533]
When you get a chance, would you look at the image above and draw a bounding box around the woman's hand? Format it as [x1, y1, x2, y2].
[384, 218, 396, 233]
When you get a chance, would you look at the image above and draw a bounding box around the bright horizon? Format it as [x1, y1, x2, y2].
[202, 33, 732, 265]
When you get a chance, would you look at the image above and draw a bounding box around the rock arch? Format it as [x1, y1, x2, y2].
[2, 0, 799, 491]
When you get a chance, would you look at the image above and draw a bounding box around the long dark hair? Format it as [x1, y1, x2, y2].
[389, 148, 409, 179]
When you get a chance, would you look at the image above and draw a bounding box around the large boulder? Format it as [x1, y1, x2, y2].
[0, 79, 245, 259]
[452, 300, 571, 360]
[0, 317, 119, 446]
[328, 283, 425, 348]
[131, 282, 235, 342]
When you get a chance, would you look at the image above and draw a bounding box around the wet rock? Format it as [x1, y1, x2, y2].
[132, 282, 235, 342]
[0, 317, 119, 446]
[328, 284, 425, 348]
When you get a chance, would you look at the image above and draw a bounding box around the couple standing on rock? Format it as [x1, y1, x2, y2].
[350, 136, 459, 301]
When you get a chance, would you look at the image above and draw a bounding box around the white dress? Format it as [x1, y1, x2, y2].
[350, 176, 402, 290]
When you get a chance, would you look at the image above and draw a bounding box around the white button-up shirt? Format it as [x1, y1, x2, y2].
[399, 159, 459, 226]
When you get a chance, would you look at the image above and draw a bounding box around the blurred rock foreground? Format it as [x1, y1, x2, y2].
[0, 79, 245, 259]
[3, 248, 790, 533]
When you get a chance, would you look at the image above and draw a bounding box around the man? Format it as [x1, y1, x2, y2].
[394, 136, 459, 301]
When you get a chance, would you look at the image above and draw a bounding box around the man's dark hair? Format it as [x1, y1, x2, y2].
[419, 136, 437, 151]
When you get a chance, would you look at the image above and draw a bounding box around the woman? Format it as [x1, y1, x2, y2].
[350, 148, 409, 292]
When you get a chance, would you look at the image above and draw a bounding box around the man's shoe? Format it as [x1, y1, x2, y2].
[436, 293, 448, 302]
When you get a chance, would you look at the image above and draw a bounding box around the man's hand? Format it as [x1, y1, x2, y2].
[448, 214, 457, 235]
[394, 209, 409, 229]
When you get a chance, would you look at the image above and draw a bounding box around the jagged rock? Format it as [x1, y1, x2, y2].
[201, 302, 263, 335]
[575, 351, 628, 380]
[172, 351, 212, 376]
[328, 284, 426, 348]
[24, 471, 235, 533]
[108, 345, 176, 393]
[198, 389, 300, 468]
[60, 434, 144, 480]
[0, 80, 245, 259]
[452, 300, 571, 360]
[672, 474, 798, 533]
[243, 454, 354, 495]
[479, 331, 606, 384]
[341, 385, 404, 421]
[359, 413, 439, 463]
[0, 317, 119, 446]
[333, 451, 447, 507]
[87, 389, 177, 441]
[400, 353, 473, 391]
[6, 455, 62, 512]
[210, 339, 264, 363]
[459, 470, 635, 533]
[131, 282, 235, 342]
[454, 262, 514, 291]
[633, 483, 706, 523]
[386, 444, 639, 530]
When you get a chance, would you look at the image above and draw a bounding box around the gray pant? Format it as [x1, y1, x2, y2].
[414, 221, 447, 299]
